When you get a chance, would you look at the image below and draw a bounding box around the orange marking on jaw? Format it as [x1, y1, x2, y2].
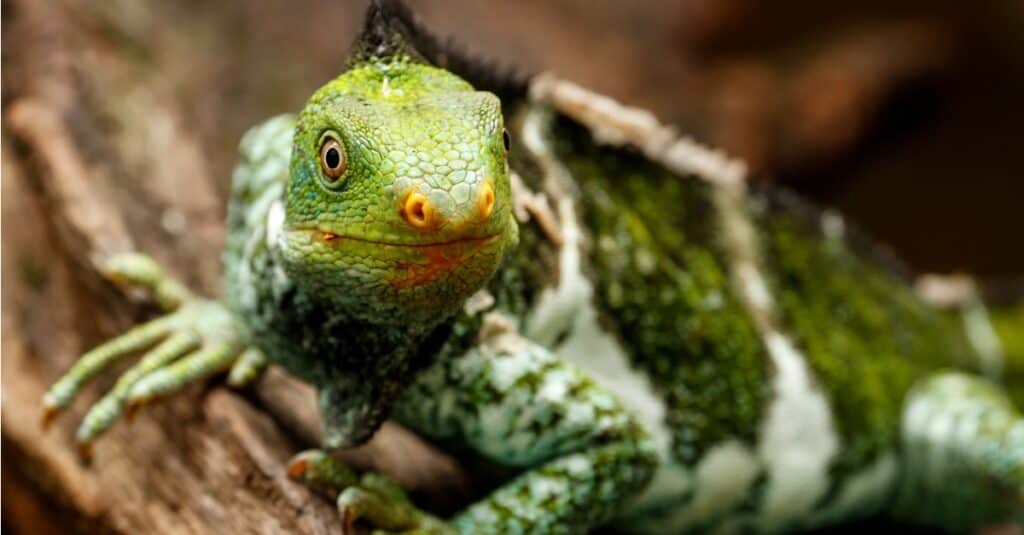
[389, 244, 474, 289]
[477, 180, 495, 221]
[400, 191, 436, 231]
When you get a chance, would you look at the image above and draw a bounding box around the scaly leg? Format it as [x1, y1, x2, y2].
[42, 253, 267, 458]
[288, 323, 657, 534]
[400, 333, 657, 534]
[892, 371, 1024, 530]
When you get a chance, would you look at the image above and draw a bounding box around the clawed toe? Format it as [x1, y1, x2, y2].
[286, 452, 313, 478]
[40, 255, 260, 454]
[287, 450, 452, 534]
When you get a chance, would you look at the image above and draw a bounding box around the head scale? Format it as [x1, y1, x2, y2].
[278, 0, 517, 448]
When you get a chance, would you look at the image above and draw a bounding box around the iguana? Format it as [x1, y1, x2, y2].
[41, 1, 1024, 533]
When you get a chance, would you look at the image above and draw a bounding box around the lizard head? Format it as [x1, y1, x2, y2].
[280, 57, 517, 328]
[276, 0, 520, 449]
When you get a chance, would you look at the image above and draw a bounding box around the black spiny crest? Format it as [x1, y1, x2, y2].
[348, 0, 529, 102]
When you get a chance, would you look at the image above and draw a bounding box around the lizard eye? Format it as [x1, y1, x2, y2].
[319, 136, 347, 183]
[502, 128, 511, 154]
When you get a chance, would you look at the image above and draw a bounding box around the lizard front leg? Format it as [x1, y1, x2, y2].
[394, 318, 656, 534]
[42, 252, 267, 458]
[288, 320, 657, 534]
[287, 450, 454, 534]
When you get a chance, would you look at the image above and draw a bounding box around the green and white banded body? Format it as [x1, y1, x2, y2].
[43, 1, 1023, 533]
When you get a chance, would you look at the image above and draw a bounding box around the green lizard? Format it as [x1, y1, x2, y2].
[41, 1, 1023, 533]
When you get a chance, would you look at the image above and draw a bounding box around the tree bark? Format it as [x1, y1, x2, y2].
[2, 1, 477, 533]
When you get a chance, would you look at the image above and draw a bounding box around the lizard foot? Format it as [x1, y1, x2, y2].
[41, 253, 268, 459]
[287, 449, 455, 535]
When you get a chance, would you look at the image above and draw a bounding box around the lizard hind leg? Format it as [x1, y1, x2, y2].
[893, 371, 1024, 530]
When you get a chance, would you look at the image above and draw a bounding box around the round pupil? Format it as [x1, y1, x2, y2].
[325, 147, 340, 169]
[502, 130, 511, 152]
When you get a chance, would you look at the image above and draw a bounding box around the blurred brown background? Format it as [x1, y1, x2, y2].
[3, 0, 1023, 533]
[20, 0, 1019, 275]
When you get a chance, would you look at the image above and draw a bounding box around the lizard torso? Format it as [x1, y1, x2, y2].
[222, 94, 984, 532]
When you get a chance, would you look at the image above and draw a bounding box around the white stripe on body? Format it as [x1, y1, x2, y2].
[525, 197, 691, 510]
[714, 186, 841, 530]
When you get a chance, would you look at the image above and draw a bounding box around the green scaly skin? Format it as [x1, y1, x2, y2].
[43, 1, 1022, 532]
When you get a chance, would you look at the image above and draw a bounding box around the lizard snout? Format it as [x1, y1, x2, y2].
[399, 179, 495, 233]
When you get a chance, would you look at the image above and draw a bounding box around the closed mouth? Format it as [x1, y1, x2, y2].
[292, 227, 499, 249]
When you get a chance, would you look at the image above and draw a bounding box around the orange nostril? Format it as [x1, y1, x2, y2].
[401, 191, 435, 230]
[478, 181, 495, 220]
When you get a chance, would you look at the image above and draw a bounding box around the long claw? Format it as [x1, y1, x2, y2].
[125, 342, 240, 407]
[41, 315, 178, 417]
[41, 404, 60, 431]
[73, 331, 201, 444]
[78, 442, 94, 464]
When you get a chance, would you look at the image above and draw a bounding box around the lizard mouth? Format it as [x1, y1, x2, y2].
[303, 228, 499, 249]
[285, 226, 502, 289]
